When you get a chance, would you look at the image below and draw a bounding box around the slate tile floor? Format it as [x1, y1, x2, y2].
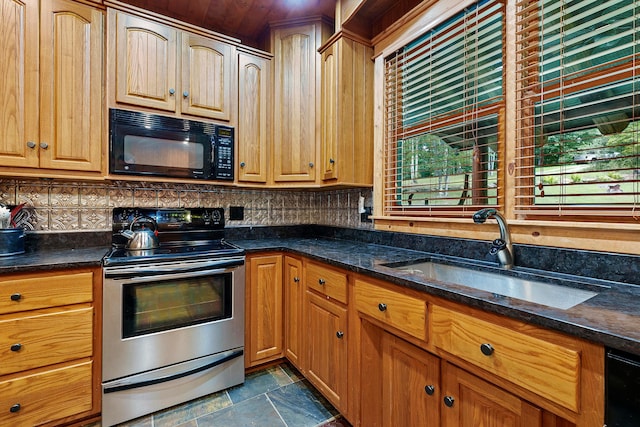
[95, 363, 352, 427]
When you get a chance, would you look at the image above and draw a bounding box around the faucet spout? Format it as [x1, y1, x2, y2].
[473, 208, 514, 269]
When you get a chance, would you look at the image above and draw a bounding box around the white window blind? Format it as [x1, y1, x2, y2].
[515, 0, 640, 220]
[383, 0, 505, 217]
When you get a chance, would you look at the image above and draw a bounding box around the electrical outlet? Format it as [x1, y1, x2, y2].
[229, 206, 244, 221]
[360, 207, 372, 223]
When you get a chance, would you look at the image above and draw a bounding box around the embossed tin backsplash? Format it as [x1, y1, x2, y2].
[0, 180, 374, 232]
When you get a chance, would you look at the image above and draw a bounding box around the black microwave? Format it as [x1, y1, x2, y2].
[109, 109, 234, 181]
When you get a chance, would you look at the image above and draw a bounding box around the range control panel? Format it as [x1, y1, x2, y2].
[112, 207, 225, 231]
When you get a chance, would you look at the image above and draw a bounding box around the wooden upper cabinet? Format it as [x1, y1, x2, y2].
[0, 0, 102, 173]
[110, 9, 236, 122]
[320, 33, 374, 186]
[39, 0, 103, 171]
[237, 52, 270, 183]
[181, 33, 235, 121]
[112, 10, 178, 111]
[0, 0, 39, 168]
[271, 20, 332, 183]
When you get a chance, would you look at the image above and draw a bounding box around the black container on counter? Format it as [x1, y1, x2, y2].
[0, 229, 25, 256]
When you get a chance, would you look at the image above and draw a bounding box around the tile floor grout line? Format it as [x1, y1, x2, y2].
[264, 392, 289, 427]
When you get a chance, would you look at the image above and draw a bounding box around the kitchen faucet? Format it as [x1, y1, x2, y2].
[473, 208, 514, 269]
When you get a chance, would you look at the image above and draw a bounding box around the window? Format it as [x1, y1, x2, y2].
[383, 0, 505, 217]
[515, 0, 640, 220]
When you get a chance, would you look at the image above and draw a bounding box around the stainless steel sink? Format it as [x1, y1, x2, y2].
[390, 261, 599, 310]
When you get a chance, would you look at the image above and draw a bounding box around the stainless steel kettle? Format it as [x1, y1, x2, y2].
[121, 216, 160, 250]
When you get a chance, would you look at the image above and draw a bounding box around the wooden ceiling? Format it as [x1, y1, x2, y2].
[116, 0, 337, 47]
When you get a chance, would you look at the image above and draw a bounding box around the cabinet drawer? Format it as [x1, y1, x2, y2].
[0, 307, 93, 376]
[0, 272, 93, 315]
[354, 279, 427, 341]
[431, 305, 580, 412]
[0, 360, 93, 426]
[306, 262, 347, 304]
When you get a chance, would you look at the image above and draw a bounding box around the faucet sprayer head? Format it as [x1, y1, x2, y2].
[472, 208, 497, 224]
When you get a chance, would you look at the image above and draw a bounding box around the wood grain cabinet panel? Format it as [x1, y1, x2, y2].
[113, 10, 177, 111]
[0, 271, 93, 315]
[306, 290, 348, 411]
[246, 254, 283, 366]
[0, 0, 103, 173]
[181, 33, 235, 121]
[0, 267, 100, 427]
[306, 262, 348, 304]
[0, 306, 93, 375]
[0, 360, 93, 427]
[354, 278, 427, 341]
[237, 51, 271, 183]
[283, 255, 304, 370]
[319, 33, 373, 186]
[441, 362, 542, 427]
[432, 305, 581, 412]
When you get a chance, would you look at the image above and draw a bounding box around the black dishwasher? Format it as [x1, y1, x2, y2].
[606, 348, 640, 426]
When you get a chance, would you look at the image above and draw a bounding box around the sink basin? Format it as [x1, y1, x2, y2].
[389, 261, 599, 310]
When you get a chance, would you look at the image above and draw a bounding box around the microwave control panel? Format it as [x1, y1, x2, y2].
[212, 127, 234, 181]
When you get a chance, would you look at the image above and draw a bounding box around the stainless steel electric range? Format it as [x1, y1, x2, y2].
[101, 207, 245, 427]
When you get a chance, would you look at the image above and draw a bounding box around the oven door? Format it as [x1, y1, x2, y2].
[102, 257, 245, 382]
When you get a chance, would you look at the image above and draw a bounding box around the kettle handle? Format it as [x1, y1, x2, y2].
[130, 216, 158, 233]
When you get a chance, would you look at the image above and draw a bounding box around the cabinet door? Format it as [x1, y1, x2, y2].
[113, 10, 177, 111]
[0, 0, 39, 168]
[321, 41, 338, 181]
[238, 52, 270, 183]
[39, 0, 103, 171]
[306, 290, 347, 411]
[181, 33, 235, 121]
[284, 256, 303, 370]
[382, 332, 441, 426]
[441, 362, 542, 427]
[272, 24, 318, 182]
[247, 254, 283, 366]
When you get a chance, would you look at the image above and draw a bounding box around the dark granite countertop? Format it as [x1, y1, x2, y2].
[231, 237, 640, 357]
[0, 246, 108, 274]
[1, 228, 637, 357]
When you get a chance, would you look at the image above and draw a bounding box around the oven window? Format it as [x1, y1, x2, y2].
[122, 273, 232, 338]
[123, 135, 204, 169]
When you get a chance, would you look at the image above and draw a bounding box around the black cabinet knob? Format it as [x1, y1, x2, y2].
[10, 343, 22, 352]
[480, 343, 495, 356]
[424, 385, 435, 396]
[10, 293, 21, 302]
[443, 396, 455, 407]
[336, 331, 344, 339]
[293, 277, 300, 283]
[318, 279, 325, 285]
[240, 162, 246, 168]
[378, 303, 387, 312]
[10, 403, 20, 413]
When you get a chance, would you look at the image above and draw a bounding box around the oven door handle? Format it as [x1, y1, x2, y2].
[104, 258, 244, 279]
[103, 349, 244, 394]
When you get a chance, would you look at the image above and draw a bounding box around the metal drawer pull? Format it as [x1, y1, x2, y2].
[10, 293, 21, 301]
[378, 303, 387, 312]
[424, 385, 435, 395]
[318, 279, 325, 285]
[10, 404, 20, 413]
[336, 331, 344, 339]
[480, 343, 495, 356]
[444, 396, 455, 407]
[10, 343, 22, 352]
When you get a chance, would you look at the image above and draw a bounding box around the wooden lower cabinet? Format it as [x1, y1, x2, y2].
[0, 267, 101, 427]
[382, 331, 440, 426]
[283, 256, 304, 370]
[246, 254, 283, 367]
[305, 289, 348, 411]
[441, 362, 542, 427]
